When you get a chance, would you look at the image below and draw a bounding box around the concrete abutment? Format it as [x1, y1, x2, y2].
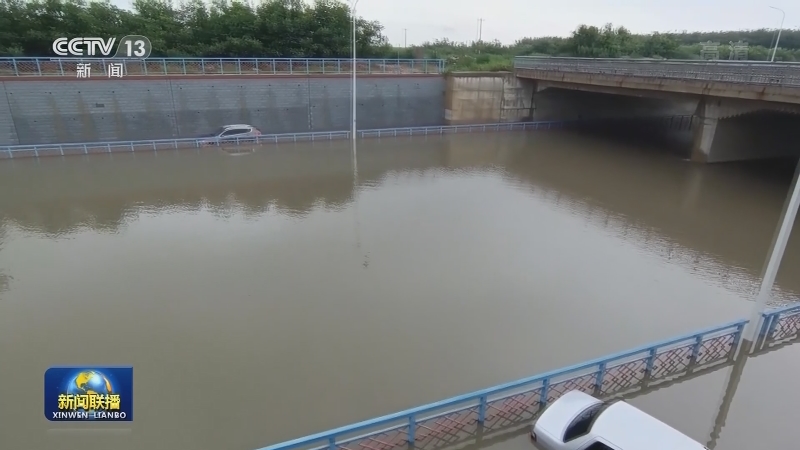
[691, 96, 800, 163]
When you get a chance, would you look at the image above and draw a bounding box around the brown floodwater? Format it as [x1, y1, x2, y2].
[0, 131, 798, 450]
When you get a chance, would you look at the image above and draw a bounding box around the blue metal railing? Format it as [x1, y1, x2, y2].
[255, 299, 800, 450]
[759, 303, 800, 344]
[253, 319, 747, 450]
[0, 121, 566, 158]
[0, 115, 695, 159]
[0, 57, 446, 77]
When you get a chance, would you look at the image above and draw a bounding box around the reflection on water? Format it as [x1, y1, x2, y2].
[0, 131, 798, 450]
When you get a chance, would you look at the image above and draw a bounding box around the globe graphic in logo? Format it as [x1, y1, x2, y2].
[65, 371, 114, 414]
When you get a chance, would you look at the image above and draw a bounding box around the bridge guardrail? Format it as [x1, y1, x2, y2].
[0, 57, 446, 77]
[514, 56, 800, 87]
[254, 319, 747, 450]
[0, 116, 696, 159]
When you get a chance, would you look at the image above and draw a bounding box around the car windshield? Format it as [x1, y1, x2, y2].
[563, 403, 607, 442]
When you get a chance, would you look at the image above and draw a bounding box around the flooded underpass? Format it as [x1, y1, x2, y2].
[0, 130, 798, 450]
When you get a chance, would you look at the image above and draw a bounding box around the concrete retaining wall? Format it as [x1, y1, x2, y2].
[0, 75, 446, 145]
[444, 72, 534, 125]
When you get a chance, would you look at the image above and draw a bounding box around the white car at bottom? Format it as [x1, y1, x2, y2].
[530, 391, 708, 450]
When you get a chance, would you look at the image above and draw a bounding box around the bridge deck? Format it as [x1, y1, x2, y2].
[514, 57, 800, 104]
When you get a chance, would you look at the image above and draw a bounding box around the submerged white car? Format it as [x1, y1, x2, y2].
[530, 391, 708, 450]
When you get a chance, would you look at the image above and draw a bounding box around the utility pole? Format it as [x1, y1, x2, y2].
[404, 28, 407, 47]
[351, 0, 359, 142]
[742, 158, 800, 347]
[477, 18, 484, 54]
[769, 6, 785, 62]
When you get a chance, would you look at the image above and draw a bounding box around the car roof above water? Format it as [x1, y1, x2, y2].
[592, 400, 706, 450]
[535, 390, 603, 439]
[536, 391, 706, 450]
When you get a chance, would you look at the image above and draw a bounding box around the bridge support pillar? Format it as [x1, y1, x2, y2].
[690, 98, 719, 163]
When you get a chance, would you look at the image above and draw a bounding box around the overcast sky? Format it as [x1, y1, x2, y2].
[110, 0, 799, 46]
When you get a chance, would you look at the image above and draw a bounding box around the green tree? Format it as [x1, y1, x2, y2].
[0, 0, 392, 58]
[2, 2, 800, 65]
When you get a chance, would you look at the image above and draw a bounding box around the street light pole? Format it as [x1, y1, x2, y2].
[769, 6, 785, 62]
[742, 158, 800, 347]
[351, 0, 359, 141]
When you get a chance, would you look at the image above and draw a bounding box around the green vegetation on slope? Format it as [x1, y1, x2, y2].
[2, 0, 800, 71]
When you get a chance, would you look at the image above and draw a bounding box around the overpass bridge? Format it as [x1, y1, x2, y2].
[513, 57, 800, 163]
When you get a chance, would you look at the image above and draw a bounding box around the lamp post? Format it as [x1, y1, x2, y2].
[351, 0, 359, 141]
[769, 6, 785, 62]
[742, 159, 800, 347]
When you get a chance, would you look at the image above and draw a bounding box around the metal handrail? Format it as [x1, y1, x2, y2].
[253, 318, 749, 450]
[252, 298, 800, 450]
[0, 57, 446, 77]
[759, 302, 800, 343]
[514, 56, 800, 87]
[516, 55, 800, 66]
[0, 116, 695, 159]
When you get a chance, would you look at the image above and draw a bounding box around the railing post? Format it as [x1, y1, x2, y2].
[35, 59, 42, 76]
[645, 347, 657, 376]
[595, 362, 606, 393]
[477, 395, 487, 423]
[691, 334, 703, 364]
[766, 313, 781, 341]
[540, 378, 550, 409]
[328, 437, 336, 450]
[758, 315, 772, 340]
[733, 322, 746, 351]
[407, 414, 416, 444]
